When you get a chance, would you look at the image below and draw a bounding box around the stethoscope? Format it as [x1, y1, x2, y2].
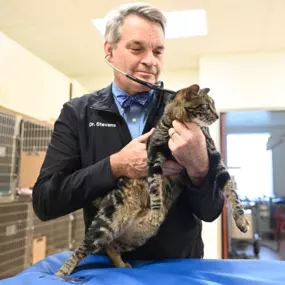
[104, 54, 176, 94]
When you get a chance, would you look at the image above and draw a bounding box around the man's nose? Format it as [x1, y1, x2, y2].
[141, 51, 156, 67]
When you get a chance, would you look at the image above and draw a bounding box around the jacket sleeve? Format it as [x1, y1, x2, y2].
[184, 137, 225, 222]
[32, 101, 117, 221]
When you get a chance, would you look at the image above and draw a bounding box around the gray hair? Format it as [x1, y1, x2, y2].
[104, 3, 167, 46]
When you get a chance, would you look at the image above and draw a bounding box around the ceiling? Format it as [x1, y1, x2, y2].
[1, 0, 285, 90]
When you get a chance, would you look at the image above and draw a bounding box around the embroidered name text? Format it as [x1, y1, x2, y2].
[89, 122, 116, 128]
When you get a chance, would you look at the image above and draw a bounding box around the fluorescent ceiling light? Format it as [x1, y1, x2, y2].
[92, 18, 106, 36]
[91, 9, 208, 39]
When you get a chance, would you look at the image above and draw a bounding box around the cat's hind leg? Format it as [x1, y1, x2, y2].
[56, 184, 136, 276]
[219, 174, 249, 233]
[228, 184, 250, 233]
[105, 244, 131, 268]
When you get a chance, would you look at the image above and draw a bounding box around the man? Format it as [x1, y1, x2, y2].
[33, 3, 224, 260]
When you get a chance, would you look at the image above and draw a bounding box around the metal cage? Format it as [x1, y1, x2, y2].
[71, 209, 85, 249]
[0, 111, 21, 198]
[18, 119, 53, 189]
[0, 109, 87, 279]
[21, 120, 53, 154]
[0, 202, 30, 279]
[0, 202, 86, 279]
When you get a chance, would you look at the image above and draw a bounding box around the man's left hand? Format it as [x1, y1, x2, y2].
[168, 120, 209, 184]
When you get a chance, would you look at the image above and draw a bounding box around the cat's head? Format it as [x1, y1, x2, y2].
[171, 84, 219, 126]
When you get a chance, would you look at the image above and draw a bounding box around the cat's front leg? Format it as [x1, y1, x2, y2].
[148, 151, 166, 213]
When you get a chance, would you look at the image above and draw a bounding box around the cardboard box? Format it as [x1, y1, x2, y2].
[19, 152, 46, 188]
[32, 236, 46, 264]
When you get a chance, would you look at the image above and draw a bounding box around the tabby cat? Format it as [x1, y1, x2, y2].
[147, 84, 249, 233]
[55, 84, 249, 276]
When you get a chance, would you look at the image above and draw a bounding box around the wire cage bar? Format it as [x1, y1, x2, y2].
[0, 111, 21, 198]
[0, 202, 30, 279]
[21, 120, 53, 153]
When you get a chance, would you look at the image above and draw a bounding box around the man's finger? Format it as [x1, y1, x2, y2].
[168, 128, 176, 140]
[138, 144, 147, 150]
[168, 137, 175, 151]
[136, 128, 155, 143]
[163, 160, 183, 170]
[169, 128, 184, 145]
[163, 161, 183, 176]
[163, 169, 183, 176]
[173, 120, 198, 141]
[172, 120, 187, 135]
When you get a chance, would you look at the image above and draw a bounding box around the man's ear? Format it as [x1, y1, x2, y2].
[104, 41, 113, 59]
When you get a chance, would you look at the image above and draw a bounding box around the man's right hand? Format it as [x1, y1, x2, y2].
[110, 128, 155, 179]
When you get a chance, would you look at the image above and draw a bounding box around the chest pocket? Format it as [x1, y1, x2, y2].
[88, 110, 130, 163]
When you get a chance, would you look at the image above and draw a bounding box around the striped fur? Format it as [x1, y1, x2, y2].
[55, 177, 175, 276]
[55, 84, 248, 276]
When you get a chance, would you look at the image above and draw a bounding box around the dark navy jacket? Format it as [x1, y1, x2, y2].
[32, 84, 224, 260]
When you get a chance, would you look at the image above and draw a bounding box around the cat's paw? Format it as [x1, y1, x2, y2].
[123, 262, 132, 268]
[150, 213, 164, 228]
[116, 261, 132, 268]
[236, 216, 250, 233]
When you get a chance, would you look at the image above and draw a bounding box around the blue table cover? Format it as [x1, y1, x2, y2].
[1, 251, 285, 285]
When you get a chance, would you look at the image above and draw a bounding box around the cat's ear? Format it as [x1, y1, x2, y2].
[200, 87, 210, 94]
[190, 84, 200, 93]
[185, 84, 200, 100]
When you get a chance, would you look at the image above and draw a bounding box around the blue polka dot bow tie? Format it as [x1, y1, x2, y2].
[116, 92, 149, 108]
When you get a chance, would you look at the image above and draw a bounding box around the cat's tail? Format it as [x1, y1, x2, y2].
[55, 244, 87, 276]
[217, 166, 249, 233]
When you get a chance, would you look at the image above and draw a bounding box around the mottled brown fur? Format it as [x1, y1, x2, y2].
[55, 84, 249, 276]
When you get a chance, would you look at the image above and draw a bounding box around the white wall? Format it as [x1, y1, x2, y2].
[199, 52, 285, 111]
[76, 73, 113, 92]
[161, 69, 199, 91]
[0, 32, 70, 121]
[71, 79, 89, 98]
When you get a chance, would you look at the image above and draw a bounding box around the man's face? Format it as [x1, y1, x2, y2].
[105, 14, 165, 95]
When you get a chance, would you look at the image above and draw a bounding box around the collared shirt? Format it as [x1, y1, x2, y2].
[112, 81, 155, 139]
